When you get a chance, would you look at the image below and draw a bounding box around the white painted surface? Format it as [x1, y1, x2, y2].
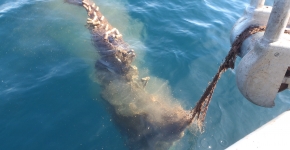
[236, 36, 290, 107]
[232, 0, 290, 107]
[226, 111, 290, 150]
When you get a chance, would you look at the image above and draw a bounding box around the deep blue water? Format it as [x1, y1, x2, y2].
[1, 0, 289, 149]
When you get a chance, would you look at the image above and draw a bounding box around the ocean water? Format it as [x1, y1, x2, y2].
[0, 0, 289, 149]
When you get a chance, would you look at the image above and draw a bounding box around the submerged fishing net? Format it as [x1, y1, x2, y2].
[66, 0, 193, 149]
[66, 1, 289, 145]
[190, 25, 267, 131]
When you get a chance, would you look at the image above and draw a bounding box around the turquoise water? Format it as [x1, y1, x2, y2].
[1, 0, 289, 149]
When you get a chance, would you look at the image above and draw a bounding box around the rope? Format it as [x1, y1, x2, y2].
[190, 25, 267, 131]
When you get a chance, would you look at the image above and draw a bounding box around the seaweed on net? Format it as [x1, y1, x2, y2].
[66, 0, 192, 149]
[65, 0, 278, 148]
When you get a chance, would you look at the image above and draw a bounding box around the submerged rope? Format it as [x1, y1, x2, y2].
[190, 25, 267, 131]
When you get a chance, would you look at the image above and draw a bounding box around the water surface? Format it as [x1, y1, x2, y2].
[1, 0, 289, 149]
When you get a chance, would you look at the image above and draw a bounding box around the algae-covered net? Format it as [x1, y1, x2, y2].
[66, 0, 193, 149]
[65, 1, 285, 147]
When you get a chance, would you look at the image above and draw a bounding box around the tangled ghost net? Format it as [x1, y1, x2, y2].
[65, 0, 270, 149]
[66, 0, 192, 149]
